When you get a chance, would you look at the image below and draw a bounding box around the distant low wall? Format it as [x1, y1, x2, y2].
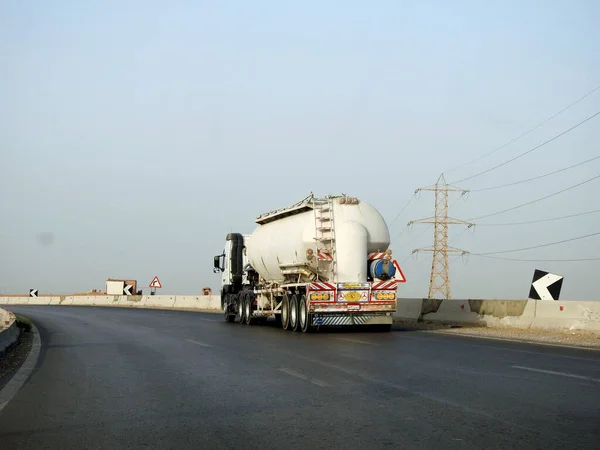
[1, 296, 598, 333]
[0, 295, 221, 311]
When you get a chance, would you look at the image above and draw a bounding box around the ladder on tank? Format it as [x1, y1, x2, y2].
[312, 196, 337, 282]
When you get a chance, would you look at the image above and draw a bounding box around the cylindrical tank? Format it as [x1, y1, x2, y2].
[246, 197, 390, 283]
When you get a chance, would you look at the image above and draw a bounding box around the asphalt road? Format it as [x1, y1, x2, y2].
[0, 306, 599, 449]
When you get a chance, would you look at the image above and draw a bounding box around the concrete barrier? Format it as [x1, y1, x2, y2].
[395, 298, 422, 320]
[144, 295, 177, 308]
[529, 301, 600, 332]
[393, 298, 600, 333]
[0, 307, 20, 358]
[173, 296, 220, 310]
[0, 295, 223, 312]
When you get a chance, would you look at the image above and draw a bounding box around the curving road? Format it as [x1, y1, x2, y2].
[0, 306, 599, 449]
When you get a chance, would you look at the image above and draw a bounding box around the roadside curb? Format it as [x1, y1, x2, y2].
[0, 322, 41, 413]
[0, 322, 21, 359]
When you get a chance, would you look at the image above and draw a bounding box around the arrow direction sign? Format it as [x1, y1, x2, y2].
[528, 269, 563, 301]
[123, 284, 133, 296]
[29, 289, 38, 298]
[149, 276, 162, 289]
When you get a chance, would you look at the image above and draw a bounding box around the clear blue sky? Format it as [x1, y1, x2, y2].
[1, 0, 599, 299]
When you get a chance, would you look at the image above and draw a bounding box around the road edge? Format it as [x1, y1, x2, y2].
[0, 322, 41, 413]
[427, 329, 600, 351]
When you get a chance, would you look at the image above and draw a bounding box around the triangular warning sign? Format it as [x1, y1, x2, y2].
[393, 260, 406, 283]
[149, 276, 162, 288]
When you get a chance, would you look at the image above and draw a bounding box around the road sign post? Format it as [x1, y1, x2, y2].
[149, 276, 162, 296]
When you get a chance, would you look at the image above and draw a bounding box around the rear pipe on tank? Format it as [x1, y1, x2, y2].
[335, 220, 368, 283]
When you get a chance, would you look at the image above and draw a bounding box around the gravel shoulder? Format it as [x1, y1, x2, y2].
[393, 319, 600, 349]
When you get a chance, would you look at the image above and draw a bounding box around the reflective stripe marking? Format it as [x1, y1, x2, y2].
[279, 367, 329, 387]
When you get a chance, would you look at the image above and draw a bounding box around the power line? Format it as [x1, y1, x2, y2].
[449, 109, 600, 184]
[447, 226, 473, 248]
[388, 194, 415, 229]
[473, 231, 600, 256]
[468, 173, 600, 221]
[469, 155, 600, 192]
[472, 255, 600, 262]
[475, 208, 600, 226]
[399, 224, 432, 248]
[444, 83, 600, 174]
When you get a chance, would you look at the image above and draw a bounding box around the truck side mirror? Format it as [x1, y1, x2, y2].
[213, 255, 222, 273]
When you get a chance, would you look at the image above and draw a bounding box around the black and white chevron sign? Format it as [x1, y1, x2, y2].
[528, 269, 563, 301]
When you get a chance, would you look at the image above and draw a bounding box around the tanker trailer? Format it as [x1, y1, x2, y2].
[213, 193, 406, 332]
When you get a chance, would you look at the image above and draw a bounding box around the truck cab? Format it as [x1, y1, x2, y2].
[213, 233, 253, 318]
[213, 233, 252, 286]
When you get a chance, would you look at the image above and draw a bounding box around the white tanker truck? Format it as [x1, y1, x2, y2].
[213, 193, 406, 332]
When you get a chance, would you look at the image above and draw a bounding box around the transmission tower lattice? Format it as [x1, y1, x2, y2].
[409, 174, 473, 299]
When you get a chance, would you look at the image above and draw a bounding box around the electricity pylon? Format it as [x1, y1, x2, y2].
[409, 174, 473, 299]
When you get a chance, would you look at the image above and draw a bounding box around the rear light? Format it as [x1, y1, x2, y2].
[373, 291, 396, 300]
[310, 292, 332, 301]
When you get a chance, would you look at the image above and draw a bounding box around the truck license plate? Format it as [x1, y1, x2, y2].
[347, 304, 360, 311]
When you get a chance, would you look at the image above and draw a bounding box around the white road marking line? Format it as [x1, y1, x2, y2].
[279, 367, 329, 387]
[308, 378, 329, 387]
[186, 339, 212, 347]
[512, 365, 600, 382]
[293, 354, 540, 433]
[335, 337, 378, 346]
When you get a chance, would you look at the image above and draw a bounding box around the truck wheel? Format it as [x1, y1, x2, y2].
[299, 295, 312, 333]
[281, 295, 290, 330]
[290, 295, 299, 331]
[222, 294, 233, 323]
[224, 300, 234, 323]
[237, 294, 245, 324]
[244, 293, 254, 325]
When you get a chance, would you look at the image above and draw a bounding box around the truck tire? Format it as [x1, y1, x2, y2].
[223, 294, 235, 323]
[281, 295, 291, 330]
[236, 294, 245, 324]
[244, 293, 254, 325]
[290, 294, 299, 331]
[299, 294, 312, 333]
